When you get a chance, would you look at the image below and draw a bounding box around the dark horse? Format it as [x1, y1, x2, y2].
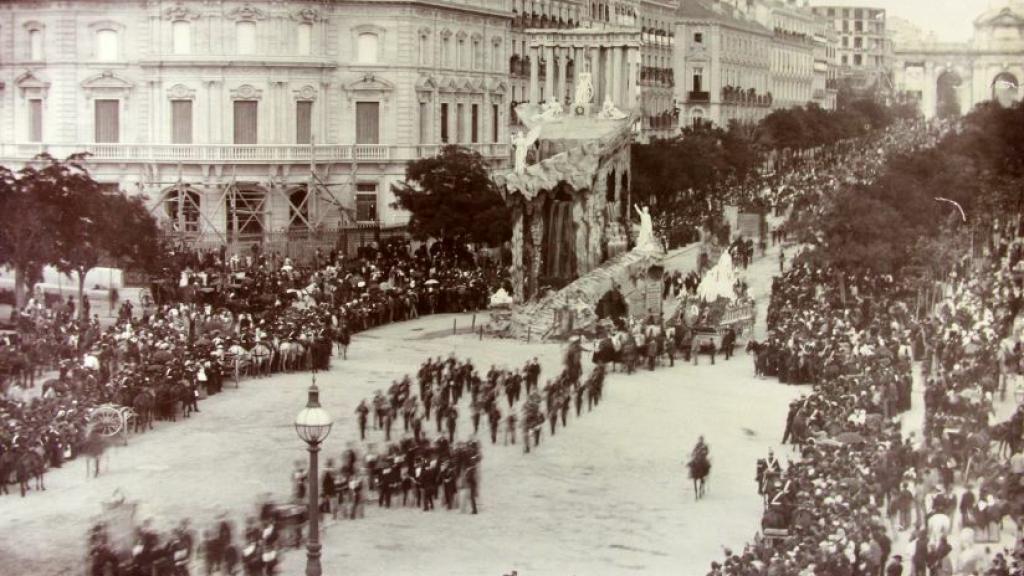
[16, 445, 47, 497]
[688, 453, 711, 500]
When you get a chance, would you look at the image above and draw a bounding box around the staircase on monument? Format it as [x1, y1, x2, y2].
[507, 249, 657, 340]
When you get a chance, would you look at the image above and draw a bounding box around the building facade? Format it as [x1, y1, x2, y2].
[674, 0, 774, 128]
[762, 0, 816, 110]
[892, 2, 1024, 119]
[811, 12, 839, 109]
[0, 0, 512, 251]
[808, 2, 892, 95]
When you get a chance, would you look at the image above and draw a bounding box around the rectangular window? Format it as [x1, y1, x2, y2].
[94, 99, 119, 143]
[456, 103, 464, 143]
[355, 102, 380, 144]
[297, 23, 312, 55]
[694, 32, 703, 44]
[171, 100, 193, 144]
[419, 102, 429, 144]
[28, 99, 43, 143]
[492, 104, 499, 143]
[233, 100, 258, 144]
[854, 54, 862, 66]
[356, 184, 378, 222]
[236, 21, 256, 55]
[441, 103, 449, 143]
[296, 101, 313, 144]
[471, 104, 479, 144]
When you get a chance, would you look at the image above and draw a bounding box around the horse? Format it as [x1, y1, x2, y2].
[132, 389, 155, 433]
[79, 424, 114, 478]
[226, 343, 252, 379]
[250, 342, 273, 377]
[0, 449, 17, 496]
[278, 339, 307, 372]
[16, 445, 46, 497]
[746, 340, 766, 376]
[688, 453, 711, 500]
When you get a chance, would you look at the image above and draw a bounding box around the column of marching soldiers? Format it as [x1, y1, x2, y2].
[305, 351, 605, 518]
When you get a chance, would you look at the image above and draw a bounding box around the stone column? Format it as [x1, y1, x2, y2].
[922, 62, 936, 120]
[557, 46, 568, 104]
[529, 44, 541, 103]
[545, 45, 555, 101]
[590, 45, 601, 105]
[612, 45, 623, 107]
[603, 47, 614, 105]
[511, 203, 525, 303]
[626, 46, 638, 109]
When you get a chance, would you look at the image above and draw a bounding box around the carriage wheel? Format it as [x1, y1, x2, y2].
[91, 407, 123, 437]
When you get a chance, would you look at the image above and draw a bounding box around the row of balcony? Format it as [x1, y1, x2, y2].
[0, 142, 511, 164]
[685, 88, 775, 107]
[640, 67, 674, 87]
[512, 11, 577, 31]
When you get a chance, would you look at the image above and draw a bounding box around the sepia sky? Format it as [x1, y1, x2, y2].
[810, 0, 1009, 42]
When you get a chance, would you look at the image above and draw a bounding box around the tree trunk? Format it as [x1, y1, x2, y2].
[77, 269, 86, 322]
[13, 265, 28, 310]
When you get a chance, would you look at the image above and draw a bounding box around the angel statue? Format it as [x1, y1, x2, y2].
[633, 204, 660, 253]
[538, 95, 565, 121]
[573, 72, 595, 113]
[512, 124, 543, 174]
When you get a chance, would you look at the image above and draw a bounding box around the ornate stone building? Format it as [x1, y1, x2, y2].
[0, 0, 512, 252]
[893, 2, 1024, 119]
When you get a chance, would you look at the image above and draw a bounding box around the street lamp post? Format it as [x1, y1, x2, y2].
[294, 373, 332, 576]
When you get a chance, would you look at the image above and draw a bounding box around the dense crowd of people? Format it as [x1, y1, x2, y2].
[702, 118, 1024, 575]
[0, 237, 508, 500]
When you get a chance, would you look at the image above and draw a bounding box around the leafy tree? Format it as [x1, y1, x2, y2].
[391, 145, 511, 246]
[0, 165, 55, 308]
[11, 154, 161, 319]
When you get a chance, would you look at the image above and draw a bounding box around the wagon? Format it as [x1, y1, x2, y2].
[88, 404, 136, 445]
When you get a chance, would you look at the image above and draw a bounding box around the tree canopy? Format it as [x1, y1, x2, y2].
[0, 154, 161, 312]
[391, 145, 511, 246]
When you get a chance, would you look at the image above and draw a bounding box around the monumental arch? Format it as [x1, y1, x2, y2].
[893, 2, 1024, 119]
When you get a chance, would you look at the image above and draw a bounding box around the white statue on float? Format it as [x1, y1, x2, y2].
[697, 250, 738, 302]
[573, 72, 595, 114]
[632, 204, 661, 253]
[537, 95, 564, 121]
[597, 94, 628, 120]
[511, 124, 543, 175]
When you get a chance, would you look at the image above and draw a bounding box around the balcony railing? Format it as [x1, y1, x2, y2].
[0, 142, 511, 164]
[687, 91, 710, 103]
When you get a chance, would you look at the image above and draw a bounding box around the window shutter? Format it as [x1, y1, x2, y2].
[471, 104, 479, 143]
[296, 101, 313, 144]
[234, 101, 258, 144]
[440, 103, 449, 143]
[94, 99, 120, 143]
[355, 102, 379, 144]
[492, 104, 499, 144]
[171, 100, 193, 144]
[28, 99, 43, 143]
[456, 103, 464, 143]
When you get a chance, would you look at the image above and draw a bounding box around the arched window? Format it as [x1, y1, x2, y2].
[96, 29, 119, 61]
[297, 23, 312, 55]
[172, 20, 191, 55]
[163, 187, 201, 234]
[288, 187, 310, 230]
[419, 34, 430, 65]
[226, 186, 266, 239]
[29, 29, 44, 61]
[236, 21, 256, 55]
[357, 32, 379, 64]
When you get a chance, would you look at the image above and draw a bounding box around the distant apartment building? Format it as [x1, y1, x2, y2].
[808, 2, 892, 95]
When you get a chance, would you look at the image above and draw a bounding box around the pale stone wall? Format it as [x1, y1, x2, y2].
[0, 0, 511, 242]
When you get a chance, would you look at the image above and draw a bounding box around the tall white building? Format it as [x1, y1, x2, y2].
[0, 0, 512, 252]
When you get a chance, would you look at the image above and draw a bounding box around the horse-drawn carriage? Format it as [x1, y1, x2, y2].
[88, 404, 136, 446]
